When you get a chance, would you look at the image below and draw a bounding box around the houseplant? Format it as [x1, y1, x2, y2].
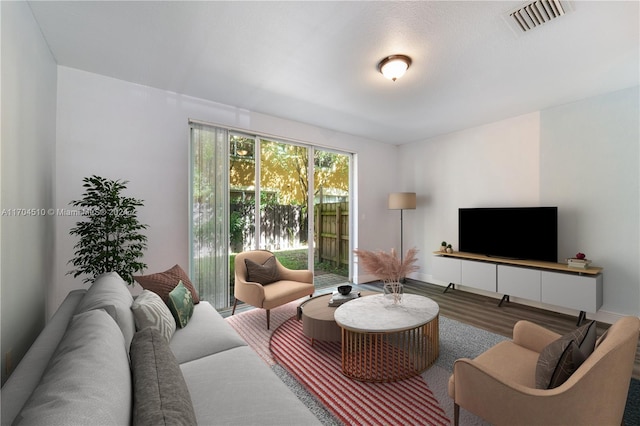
[68, 175, 148, 285]
[353, 247, 419, 304]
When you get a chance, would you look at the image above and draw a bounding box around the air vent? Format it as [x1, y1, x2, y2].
[505, 0, 573, 34]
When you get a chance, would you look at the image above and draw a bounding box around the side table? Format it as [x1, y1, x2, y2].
[297, 291, 377, 345]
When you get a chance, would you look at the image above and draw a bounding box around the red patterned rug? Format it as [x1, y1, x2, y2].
[226, 299, 454, 425]
[269, 316, 449, 426]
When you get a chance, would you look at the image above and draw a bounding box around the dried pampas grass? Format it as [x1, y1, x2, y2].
[353, 247, 419, 283]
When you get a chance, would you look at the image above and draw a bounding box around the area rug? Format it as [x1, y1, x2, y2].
[226, 300, 495, 425]
[270, 316, 449, 425]
[226, 300, 639, 426]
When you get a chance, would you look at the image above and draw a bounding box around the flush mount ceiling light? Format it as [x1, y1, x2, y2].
[377, 55, 412, 81]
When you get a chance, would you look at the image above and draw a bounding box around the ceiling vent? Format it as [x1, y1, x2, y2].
[504, 1, 574, 35]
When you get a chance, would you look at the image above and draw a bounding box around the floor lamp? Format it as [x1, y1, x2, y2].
[388, 192, 417, 271]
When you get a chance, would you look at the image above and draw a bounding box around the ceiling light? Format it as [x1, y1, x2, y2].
[377, 55, 412, 81]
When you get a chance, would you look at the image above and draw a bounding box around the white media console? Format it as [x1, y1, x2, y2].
[432, 251, 603, 325]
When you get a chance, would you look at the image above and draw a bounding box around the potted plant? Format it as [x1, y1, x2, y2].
[440, 241, 447, 252]
[68, 175, 148, 285]
[353, 247, 419, 304]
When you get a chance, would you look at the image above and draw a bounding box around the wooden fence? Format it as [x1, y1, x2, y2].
[230, 202, 350, 266]
[231, 203, 307, 252]
[315, 202, 349, 266]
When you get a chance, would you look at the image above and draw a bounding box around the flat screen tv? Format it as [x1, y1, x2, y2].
[458, 207, 558, 262]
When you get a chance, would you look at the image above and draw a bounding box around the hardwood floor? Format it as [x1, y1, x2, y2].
[223, 277, 639, 379]
[357, 279, 640, 380]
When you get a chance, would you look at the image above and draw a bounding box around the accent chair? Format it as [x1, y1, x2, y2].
[448, 316, 640, 426]
[232, 250, 314, 329]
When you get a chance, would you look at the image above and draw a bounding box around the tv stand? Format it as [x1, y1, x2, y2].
[433, 251, 603, 325]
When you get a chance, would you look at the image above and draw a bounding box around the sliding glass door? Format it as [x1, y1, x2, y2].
[313, 149, 350, 279]
[191, 122, 351, 310]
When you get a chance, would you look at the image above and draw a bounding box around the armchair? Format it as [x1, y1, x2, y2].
[448, 316, 640, 426]
[232, 250, 314, 329]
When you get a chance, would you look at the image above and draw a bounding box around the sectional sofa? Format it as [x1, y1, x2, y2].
[1, 272, 320, 425]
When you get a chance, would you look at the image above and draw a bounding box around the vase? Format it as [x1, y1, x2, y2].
[383, 282, 403, 305]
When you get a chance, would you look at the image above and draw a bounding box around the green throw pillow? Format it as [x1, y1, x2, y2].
[168, 281, 194, 328]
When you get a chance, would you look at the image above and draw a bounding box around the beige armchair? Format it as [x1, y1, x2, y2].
[232, 250, 314, 329]
[448, 316, 640, 426]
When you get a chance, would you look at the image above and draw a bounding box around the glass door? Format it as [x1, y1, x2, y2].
[229, 136, 310, 290]
[313, 149, 350, 284]
[192, 123, 352, 310]
[258, 139, 310, 269]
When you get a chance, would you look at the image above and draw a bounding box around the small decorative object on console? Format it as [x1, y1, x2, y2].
[446, 244, 453, 254]
[440, 241, 447, 252]
[567, 253, 592, 269]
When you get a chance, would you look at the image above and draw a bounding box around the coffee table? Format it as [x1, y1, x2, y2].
[297, 291, 377, 345]
[334, 294, 439, 382]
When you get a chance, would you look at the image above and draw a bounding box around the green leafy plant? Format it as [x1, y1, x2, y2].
[68, 175, 148, 285]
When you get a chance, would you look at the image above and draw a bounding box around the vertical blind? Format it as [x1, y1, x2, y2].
[189, 123, 229, 309]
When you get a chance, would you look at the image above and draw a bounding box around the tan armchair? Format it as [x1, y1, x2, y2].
[448, 316, 640, 426]
[232, 250, 314, 329]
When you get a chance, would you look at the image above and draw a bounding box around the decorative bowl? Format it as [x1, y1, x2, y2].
[337, 285, 352, 295]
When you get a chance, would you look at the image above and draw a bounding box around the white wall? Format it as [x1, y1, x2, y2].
[399, 112, 541, 280]
[399, 87, 640, 319]
[54, 67, 397, 313]
[540, 87, 639, 316]
[1, 1, 58, 384]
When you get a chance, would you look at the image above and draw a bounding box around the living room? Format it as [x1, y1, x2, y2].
[2, 0, 638, 402]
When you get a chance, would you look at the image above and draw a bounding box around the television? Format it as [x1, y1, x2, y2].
[458, 207, 558, 262]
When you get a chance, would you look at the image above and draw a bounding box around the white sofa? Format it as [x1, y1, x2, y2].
[1, 272, 320, 425]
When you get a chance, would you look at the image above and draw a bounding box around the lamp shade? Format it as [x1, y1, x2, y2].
[388, 192, 416, 210]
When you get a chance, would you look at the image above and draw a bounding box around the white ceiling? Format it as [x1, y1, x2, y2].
[27, 1, 639, 145]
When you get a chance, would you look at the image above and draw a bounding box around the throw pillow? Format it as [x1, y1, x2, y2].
[134, 264, 200, 304]
[535, 320, 597, 389]
[566, 320, 597, 358]
[167, 281, 194, 328]
[130, 327, 197, 426]
[536, 338, 586, 389]
[245, 256, 280, 285]
[131, 290, 176, 343]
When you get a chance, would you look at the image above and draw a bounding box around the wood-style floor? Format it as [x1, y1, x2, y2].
[359, 279, 640, 380]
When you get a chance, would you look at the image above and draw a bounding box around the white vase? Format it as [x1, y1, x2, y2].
[383, 282, 404, 305]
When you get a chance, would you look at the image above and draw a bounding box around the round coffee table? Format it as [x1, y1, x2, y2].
[334, 294, 439, 382]
[297, 291, 377, 345]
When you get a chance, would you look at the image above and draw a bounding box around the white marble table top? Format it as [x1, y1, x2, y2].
[334, 294, 439, 333]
